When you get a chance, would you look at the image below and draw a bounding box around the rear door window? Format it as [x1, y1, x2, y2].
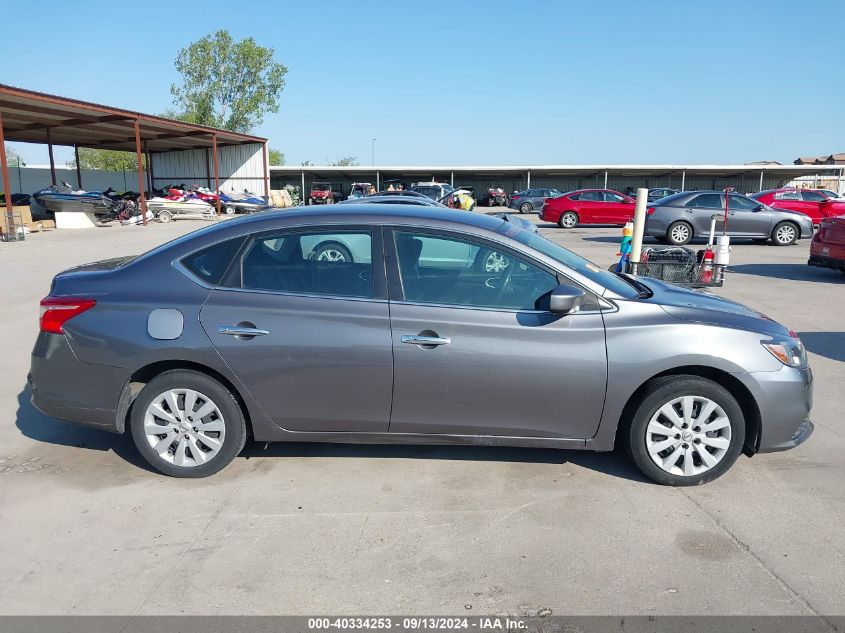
[579, 191, 603, 201]
[688, 193, 724, 208]
[239, 230, 374, 298]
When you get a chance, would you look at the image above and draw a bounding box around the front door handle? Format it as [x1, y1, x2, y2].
[401, 334, 451, 347]
[219, 325, 270, 338]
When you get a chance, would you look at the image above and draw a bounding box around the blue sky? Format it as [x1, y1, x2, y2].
[2, 0, 843, 166]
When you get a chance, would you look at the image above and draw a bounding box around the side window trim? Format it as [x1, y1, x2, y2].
[383, 226, 601, 313]
[219, 224, 388, 301]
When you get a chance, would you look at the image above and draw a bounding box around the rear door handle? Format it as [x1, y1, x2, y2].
[401, 334, 451, 346]
[219, 325, 270, 337]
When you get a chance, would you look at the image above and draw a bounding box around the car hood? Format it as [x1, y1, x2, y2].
[638, 278, 790, 337]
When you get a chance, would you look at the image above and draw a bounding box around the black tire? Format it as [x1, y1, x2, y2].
[622, 375, 745, 486]
[558, 211, 578, 229]
[771, 221, 798, 246]
[130, 370, 247, 478]
[313, 241, 353, 263]
[157, 210, 172, 223]
[519, 202, 532, 214]
[666, 220, 693, 246]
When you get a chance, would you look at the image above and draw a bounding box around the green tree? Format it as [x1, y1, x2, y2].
[67, 148, 144, 171]
[301, 160, 313, 166]
[4, 145, 24, 167]
[268, 148, 285, 165]
[171, 30, 287, 133]
[330, 156, 359, 166]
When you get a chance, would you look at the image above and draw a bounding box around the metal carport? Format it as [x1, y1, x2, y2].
[0, 84, 268, 230]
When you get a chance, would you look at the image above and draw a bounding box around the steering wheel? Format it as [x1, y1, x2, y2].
[494, 257, 516, 305]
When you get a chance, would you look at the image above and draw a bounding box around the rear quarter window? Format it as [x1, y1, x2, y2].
[181, 237, 244, 285]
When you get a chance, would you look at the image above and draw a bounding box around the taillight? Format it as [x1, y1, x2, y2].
[512, 195, 520, 200]
[39, 297, 96, 334]
[646, 207, 656, 215]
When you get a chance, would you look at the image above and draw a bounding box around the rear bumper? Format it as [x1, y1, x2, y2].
[751, 365, 814, 453]
[29, 333, 127, 432]
[808, 254, 845, 271]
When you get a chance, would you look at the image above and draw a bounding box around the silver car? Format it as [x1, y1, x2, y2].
[29, 206, 812, 485]
[645, 191, 814, 246]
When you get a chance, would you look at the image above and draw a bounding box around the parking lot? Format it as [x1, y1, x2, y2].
[0, 215, 843, 617]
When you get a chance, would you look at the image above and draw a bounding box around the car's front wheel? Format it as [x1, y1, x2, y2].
[519, 202, 532, 214]
[623, 375, 745, 486]
[130, 370, 247, 477]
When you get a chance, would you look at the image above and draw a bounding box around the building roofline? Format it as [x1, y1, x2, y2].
[270, 164, 844, 172]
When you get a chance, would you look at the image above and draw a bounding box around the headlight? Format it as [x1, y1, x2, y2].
[761, 335, 807, 368]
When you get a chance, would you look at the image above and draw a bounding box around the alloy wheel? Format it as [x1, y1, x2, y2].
[775, 224, 796, 245]
[645, 395, 731, 477]
[561, 212, 577, 228]
[317, 248, 347, 262]
[670, 224, 690, 244]
[144, 389, 226, 467]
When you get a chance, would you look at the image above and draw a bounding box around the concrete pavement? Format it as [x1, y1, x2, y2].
[0, 214, 842, 616]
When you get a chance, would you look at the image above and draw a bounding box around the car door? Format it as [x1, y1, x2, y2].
[385, 227, 608, 439]
[685, 193, 725, 235]
[526, 189, 542, 210]
[800, 190, 828, 223]
[726, 193, 770, 236]
[574, 190, 604, 223]
[601, 191, 635, 224]
[198, 226, 394, 433]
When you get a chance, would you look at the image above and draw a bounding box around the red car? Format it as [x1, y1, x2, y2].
[540, 189, 636, 228]
[751, 189, 845, 225]
[809, 214, 845, 274]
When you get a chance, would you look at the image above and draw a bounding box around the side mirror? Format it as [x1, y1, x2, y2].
[550, 284, 585, 315]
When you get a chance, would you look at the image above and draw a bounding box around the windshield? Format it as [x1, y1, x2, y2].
[497, 223, 640, 298]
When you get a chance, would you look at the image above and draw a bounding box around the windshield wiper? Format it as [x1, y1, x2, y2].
[613, 271, 653, 298]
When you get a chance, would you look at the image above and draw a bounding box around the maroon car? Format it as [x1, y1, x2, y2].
[751, 189, 845, 225]
[540, 189, 636, 228]
[809, 214, 845, 273]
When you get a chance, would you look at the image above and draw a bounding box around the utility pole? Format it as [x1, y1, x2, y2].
[371, 138, 377, 166]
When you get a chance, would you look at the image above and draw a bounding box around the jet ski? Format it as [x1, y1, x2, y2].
[219, 190, 269, 214]
[32, 182, 118, 216]
[146, 187, 214, 222]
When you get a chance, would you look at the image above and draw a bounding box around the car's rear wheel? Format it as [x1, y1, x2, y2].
[623, 376, 745, 486]
[666, 221, 693, 246]
[558, 211, 578, 229]
[130, 370, 247, 477]
[771, 221, 798, 246]
[519, 202, 532, 214]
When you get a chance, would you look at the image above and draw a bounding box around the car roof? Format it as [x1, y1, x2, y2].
[339, 195, 443, 206]
[217, 205, 503, 232]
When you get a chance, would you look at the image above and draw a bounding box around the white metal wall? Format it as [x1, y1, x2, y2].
[150, 142, 266, 194]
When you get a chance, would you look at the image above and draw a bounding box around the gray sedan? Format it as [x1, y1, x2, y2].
[30, 206, 812, 485]
[508, 188, 563, 214]
[645, 191, 814, 246]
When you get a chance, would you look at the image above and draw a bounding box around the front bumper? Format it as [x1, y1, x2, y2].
[29, 333, 127, 432]
[750, 365, 814, 453]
